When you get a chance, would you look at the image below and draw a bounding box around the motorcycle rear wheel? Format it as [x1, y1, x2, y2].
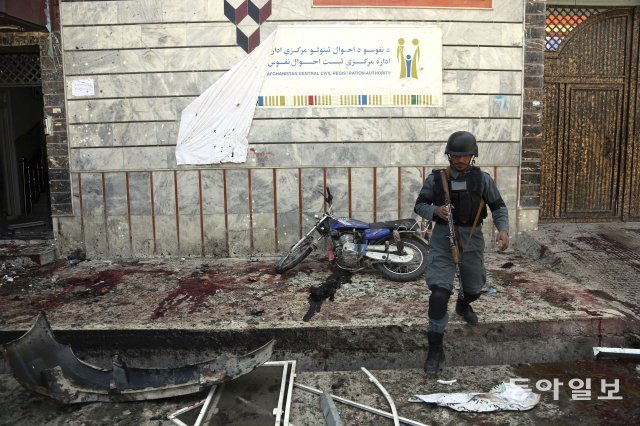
[275, 238, 314, 273]
[374, 237, 429, 282]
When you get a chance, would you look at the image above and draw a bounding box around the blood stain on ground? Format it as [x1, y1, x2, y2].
[152, 271, 230, 319]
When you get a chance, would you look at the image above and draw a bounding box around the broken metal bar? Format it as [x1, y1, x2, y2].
[194, 386, 217, 426]
[320, 391, 343, 426]
[294, 383, 427, 426]
[361, 367, 399, 426]
[593, 347, 640, 359]
[283, 360, 296, 426]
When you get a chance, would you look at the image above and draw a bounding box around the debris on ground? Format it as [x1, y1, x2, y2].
[409, 382, 540, 412]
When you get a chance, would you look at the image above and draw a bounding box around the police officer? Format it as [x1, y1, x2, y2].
[414, 131, 510, 376]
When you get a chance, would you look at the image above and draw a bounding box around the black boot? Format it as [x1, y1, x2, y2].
[424, 331, 445, 376]
[455, 298, 478, 326]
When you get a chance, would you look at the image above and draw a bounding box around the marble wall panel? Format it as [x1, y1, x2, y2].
[117, 0, 163, 24]
[276, 211, 300, 251]
[262, 21, 522, 46]
[289, 118, 338, 143]
[253, 212, 277, 254]
[250, 118, 519, 145]
[336, 118, 383, 142]
[106, 216, 131, 256]
[65, 47, 242, 75]
[227, 213, 252, 256]
[246, 142, 447, 167]
[67, 75, 142, 100]
[270, 0, 521, 22]
[128, 172, 152, 215]
[251, 169, 275, 214]
[186, 23, 236, 46]
[141, 24, 187, 48]
[202, 214, 228, 257]
[178, 214, 202, 256]
[470, 118, 521, 143]
[69, 123, 116, 148]
[142, 73, 200, 97]
[380, 118, 427, 142]
[160, 0, 208, 22]
[61, 1, 117, 26]
[152, 171, 176, 215]
[201, 170, 226, 214]
[442, 22, 523, 47]
[375, 167, 399, 222]
[154, 215, 179, 256]
[122, 146, 174, 170]
[65, 51, 121, 76]
[300, 168, 324, 229]
[443, 70, 521, 94]
[325, 168, 349, 218]
[351, 168, 374, 223]
[68, 98, 177, 124]
[104, 173, 128, 216]
[79, 173, 104, 217]
[54, 216, 85, 256]
[83, 218, 109, 258]
[177, 170, 200, 216]
[275, 169, 300, 250]
[118, 122, 158, 146]
[203, 214, 228, 256]
[444, 95, 521, 119]
[495, 166, 519, 213]
[63, 27, 98, 51]
[400, 166, 425, 219]
[225, 170, 250, 215]
[156, 122, 180, 145]
[443, 46, 524, 71]
[130, 215, 155, 256]
[206, 0, 225, 20]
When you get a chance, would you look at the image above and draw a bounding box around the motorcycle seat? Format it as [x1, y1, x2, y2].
[368, 218, 418, 231]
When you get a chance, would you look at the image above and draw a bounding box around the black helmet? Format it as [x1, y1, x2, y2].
[445, 131, 478, 156]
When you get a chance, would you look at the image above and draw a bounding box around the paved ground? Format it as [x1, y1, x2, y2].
[0, 222, 639, 425]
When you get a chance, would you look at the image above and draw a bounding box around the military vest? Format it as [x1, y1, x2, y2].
[433, 167, 487, 226]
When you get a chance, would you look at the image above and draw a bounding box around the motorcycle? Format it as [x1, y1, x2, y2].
[276, 188, 429, 282]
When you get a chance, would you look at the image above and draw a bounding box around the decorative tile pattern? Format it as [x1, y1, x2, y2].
[224, 0, 271, 52]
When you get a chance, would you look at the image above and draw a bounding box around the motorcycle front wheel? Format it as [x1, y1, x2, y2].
[374, 237, 429, 282]
[275, 238, 314, 273]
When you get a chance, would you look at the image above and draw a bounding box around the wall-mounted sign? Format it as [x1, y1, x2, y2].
[313, 0, 492, 8]
[259, 25, 442, 107]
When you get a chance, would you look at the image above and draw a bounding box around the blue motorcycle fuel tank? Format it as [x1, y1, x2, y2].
[330, 218, 392, 241]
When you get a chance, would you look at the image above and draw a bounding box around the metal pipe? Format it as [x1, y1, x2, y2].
[294, 383, 427, 426]
[361, 367, 400, 426]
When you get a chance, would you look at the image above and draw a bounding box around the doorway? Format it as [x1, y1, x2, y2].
[0, 49, 52, 239]
[541, 6, 640, 221]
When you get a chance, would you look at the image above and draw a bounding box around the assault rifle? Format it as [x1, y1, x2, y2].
[439, 169, 463, 297]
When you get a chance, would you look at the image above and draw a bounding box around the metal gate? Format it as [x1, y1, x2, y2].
[541, 7, 640, 221]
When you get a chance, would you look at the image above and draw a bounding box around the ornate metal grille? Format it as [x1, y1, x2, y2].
[546, 6, 608, 51]
[0, 53, 41, 86]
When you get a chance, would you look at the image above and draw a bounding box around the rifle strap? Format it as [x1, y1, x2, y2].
[462, 199, 485, 257]
[445, 166, 485, 259]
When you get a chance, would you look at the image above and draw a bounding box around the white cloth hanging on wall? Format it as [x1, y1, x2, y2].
[175, 33, 276, 165]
